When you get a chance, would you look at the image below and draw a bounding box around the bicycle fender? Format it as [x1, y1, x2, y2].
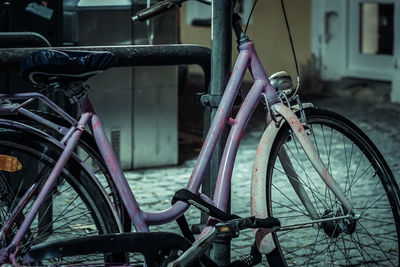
[251, 118, 280, 254]
[251, 103, 313, 254]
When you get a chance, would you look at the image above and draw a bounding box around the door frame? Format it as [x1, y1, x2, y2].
[347, 0, 399, 81]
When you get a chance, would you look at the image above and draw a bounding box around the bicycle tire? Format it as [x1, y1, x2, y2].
[265, 108, 400, 266]
[0, 126, 124, 265]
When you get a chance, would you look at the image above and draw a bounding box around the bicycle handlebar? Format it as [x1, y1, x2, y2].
[132, 0, 185, 23]
[132, 0, 211, 24]
[132, 0, 247, 44]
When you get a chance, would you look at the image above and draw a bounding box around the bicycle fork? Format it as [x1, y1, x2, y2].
[251, 102, 354, 254]
[273, 103, 354, 213]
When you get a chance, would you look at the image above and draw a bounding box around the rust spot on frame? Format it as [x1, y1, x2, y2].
[93, 120, 101, 128]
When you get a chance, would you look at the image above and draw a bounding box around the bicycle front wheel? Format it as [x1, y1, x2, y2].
[0, 126, 123, 265]
[266, 108, 400, 266]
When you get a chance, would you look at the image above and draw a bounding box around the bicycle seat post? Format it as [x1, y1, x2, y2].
[232, 13, 250, 47]
[64, 82, 89, 105]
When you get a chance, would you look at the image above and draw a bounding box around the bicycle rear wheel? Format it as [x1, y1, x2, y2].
[0, 126, 123, 265]
[0, 111, 131, 232]
[266, 108, 400, 266]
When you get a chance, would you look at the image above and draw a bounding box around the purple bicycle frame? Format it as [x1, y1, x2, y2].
[3, 40, 276, 257]
[3, 39, 354, 261]
[83, 40, 280, 232]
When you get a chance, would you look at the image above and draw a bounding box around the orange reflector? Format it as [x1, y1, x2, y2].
[0, 155, 22, 172]
[218, 226, 230, 233]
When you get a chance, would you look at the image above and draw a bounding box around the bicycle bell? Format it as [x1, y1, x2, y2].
[269, 71, 295, 96]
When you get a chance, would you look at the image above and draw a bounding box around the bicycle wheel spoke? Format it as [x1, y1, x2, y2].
[355, 229, 398, 242]
[357, 222, 397, 263]
[359, 190, 388, 217]
[347, 149, 365, 196]
[340, 235, 351, 266]
[281, 235, 330, 257]
[9, 177, 25, 211]
[273, 166, 329, 204]
[358, 216, 397, 226]
[351, 233, 373, 265]
[271, 184, 310, 217]
[341, 235, 397, 263]
[23, 206, 97, 249]
[355, 205, 392, 210]
[23, 181, 87, 245]
[348, 164, 373, 193]
[272, 201, 310, 218]
[316, 124, 335, 209]
[329, 235, 350, 265]
[322, 236, 339, 266]
[290, 136, 328, 212]
[304, 227, 322, 266]
[345, 142, 356, 202]
[326, 129, 335, 210]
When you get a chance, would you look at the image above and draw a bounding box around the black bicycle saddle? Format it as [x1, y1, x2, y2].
[20, 49, 115, 86]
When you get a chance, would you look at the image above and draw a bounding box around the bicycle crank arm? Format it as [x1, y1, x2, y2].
[168, 216, 281, 267]
[167, 227, 217, 267]
[278, 214, 359, 232]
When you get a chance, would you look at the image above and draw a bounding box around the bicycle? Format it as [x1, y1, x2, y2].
[0, 0, 399, 266]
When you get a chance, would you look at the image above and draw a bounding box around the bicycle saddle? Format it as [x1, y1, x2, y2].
[20, 50, 115, 86]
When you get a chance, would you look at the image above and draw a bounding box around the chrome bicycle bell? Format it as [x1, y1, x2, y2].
[269, 71, 294, 96]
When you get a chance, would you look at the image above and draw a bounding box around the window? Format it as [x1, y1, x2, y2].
[360, 3, 394, 55]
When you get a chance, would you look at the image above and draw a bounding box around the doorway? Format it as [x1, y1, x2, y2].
[347, 0, 399, 80]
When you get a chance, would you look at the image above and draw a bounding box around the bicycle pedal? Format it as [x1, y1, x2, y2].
[225, 255, 260, 267]
[224, 256, 252, 267]
[225, 243, 262, 267]
[253, 216, 281, 231]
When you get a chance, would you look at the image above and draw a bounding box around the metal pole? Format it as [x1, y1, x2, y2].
[201, 0, 233, 265]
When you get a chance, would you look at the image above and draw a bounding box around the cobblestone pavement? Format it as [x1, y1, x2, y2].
[124, 84, 400, 265]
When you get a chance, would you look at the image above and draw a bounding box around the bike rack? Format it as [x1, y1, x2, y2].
[0, 32, 51, 48]
[0, 44, 211, 91]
